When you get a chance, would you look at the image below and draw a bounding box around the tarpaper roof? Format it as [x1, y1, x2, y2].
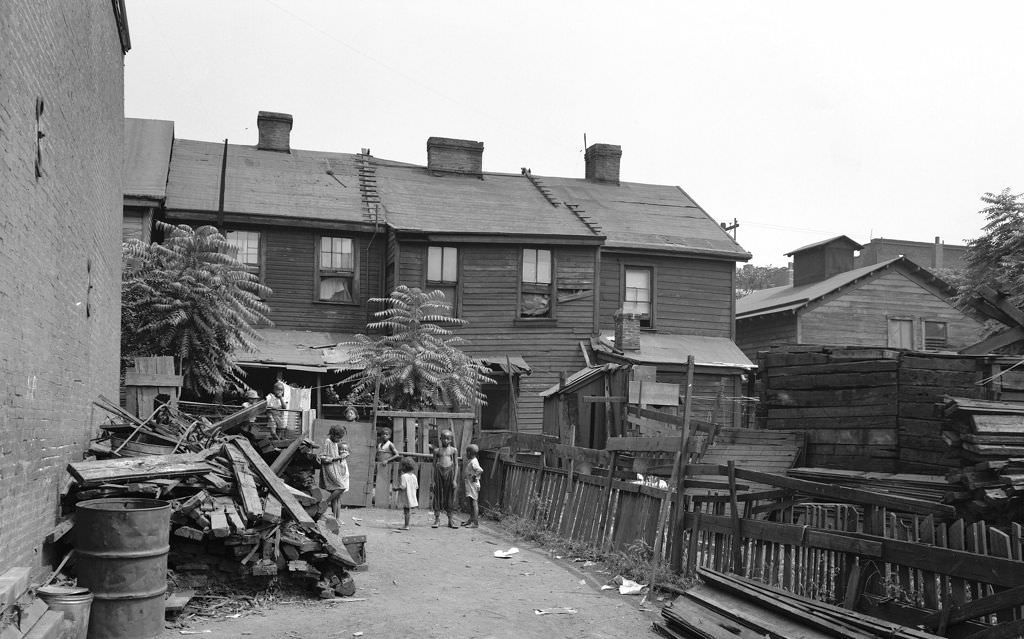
[237, 329, 362, 372]
[165, 139, 368, 224]
[540, 177, 750, 260]
[594, 332, 755, 369]
[124, 118, 174, 200]
[539, 363, 625, 397]
[373, 161, 600, 240]
[785, 235, 862, 256]
[736, 258, 902, 319]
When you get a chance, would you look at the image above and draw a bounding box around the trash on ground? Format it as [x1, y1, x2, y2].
[493, 547, 520, 558]
[180, 631, 213, 635]
[534, 607, 578, 615]
[582, 561, 596, 567]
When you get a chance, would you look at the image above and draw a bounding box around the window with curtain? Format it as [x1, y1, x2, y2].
[318, 236, 356, 303]
[225, 230, 261, 277]
[624, 266, 653, 327]
[427, 245, 459, 311]
[520, 248, 553, 318]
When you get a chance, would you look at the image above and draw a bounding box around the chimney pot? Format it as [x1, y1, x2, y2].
[585, 143, 622, 185]
[614, 309, 642, 351]
[427, 137, 483, 176]
[257, 111, 292, 153]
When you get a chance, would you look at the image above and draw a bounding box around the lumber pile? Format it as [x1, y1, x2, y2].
[64, 434, 366, 596]
[787, 467, 948, 503]
[654, 567, 945, 639]
[942, 458, 1024, 524]
[940, 396, 1024, 462]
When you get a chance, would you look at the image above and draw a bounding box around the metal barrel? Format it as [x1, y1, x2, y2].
[74, 498, 171, 639]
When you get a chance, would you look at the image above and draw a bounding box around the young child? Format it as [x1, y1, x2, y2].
[374, 427, 401, 507]
[397, 457, 419, 530]
[431, 429, 460, 529]
[265, 381, 289, 438]
[320, 425, 350, 520]
[462, 443, 483, 528]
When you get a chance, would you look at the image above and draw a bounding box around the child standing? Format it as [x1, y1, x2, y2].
[462, 443, 483, 528]
[320, 425, 350, 520]
[431, 429, 460, 529]
[397, 457, 419, 530]
[374, 427, 401, 507]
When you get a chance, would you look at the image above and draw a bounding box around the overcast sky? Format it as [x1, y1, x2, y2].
[124, 1, 1024, 266]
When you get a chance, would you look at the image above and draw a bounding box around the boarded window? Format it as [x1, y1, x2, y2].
[924, 320, 948, 350]
[427, 246, 459, 311]
[520, 248, 553, 318]
[887, 318, 914, 348]
[225, 231, 261, 276]
[318, 236, 356, 303]
[624, 266, 653, 327]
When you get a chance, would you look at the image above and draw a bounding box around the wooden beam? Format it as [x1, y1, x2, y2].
[920, 584, 1024, 630]
[671, 355, 695, 573]
[67, 453, 210, 486]
[224, 443, 264, 523]
[230, 437, 316, 530]
[375, 410, 475, 419]
[123, 371, 184, 387]
[626, 405, 717, 434]
[582, 395, 627, 403]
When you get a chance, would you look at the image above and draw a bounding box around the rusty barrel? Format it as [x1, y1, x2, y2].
[74, 498, 170, 639]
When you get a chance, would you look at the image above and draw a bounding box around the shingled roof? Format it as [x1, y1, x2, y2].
[541, 177, 751, 260]
[124, 118, 174, 201]
[164, 139, 367, 224]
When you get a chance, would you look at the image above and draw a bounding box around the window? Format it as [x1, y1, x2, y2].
[924, 320, 948, 350]
[887, 318, 914, 348]
[427, 246, 459, 311]
[624, 266, 653, 328]
[225, 231, 261, 277]
[318, 236, 356, 303]
[520, 248, 553, 318]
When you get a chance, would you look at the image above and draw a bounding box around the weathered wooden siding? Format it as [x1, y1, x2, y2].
[800, 271, 985, 349]
[599, 254, 734, 336]
[262, 228, 385, 332]
[655, 370, 743, 429]
[122, 206, 152, 242]
[736, 313, 798, 360]
[396, 242, 597, 434]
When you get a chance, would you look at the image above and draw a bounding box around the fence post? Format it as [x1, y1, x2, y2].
[671, 355, 696, 573]
[598, 450, 619, 548]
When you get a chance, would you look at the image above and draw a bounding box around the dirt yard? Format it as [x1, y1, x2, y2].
[158, 507, 660, 639]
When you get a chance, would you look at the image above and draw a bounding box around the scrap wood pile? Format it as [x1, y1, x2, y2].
[942, 458, 1024, 524]
[654, 568, 944, 639]
[65, 426, 366, 599]
[786, 468, 948, 503]
[940, 396, 1024, 462]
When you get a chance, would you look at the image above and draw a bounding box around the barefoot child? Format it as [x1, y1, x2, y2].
[374, 427, 401, 507]
[431, 429, 459, 529]
[397, 457, 418, 530]
[320, 425, 350, 520]
[462, 443, 483, 528]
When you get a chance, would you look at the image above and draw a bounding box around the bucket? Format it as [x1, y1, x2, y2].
[36, 585, 92, 639]
[74, 498, 171, 639]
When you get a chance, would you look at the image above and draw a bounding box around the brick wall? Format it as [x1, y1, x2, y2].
[0, 1, 124, 572]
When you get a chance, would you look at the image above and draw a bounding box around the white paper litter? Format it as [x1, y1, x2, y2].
[493, 546, 520, 558]
[618, 578, 646, 595]
[534, 607, 578, 615]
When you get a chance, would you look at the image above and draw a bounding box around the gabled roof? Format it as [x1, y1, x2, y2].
[593, 332, 755, 369]
[165, 139, 367, 224]
[540, 177, 751, 260]
[373, 160, 601, 241]
[124, 118, 174, 201]
[785, 235, 862, 256]
[735, 257, 956, 320]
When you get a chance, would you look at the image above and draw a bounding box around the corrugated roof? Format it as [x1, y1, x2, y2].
[373, 161, 599, 239]
[540, 177, 751, 260]
[238, 329, 362, 371]
[736, 258, 901, 319]
[124, 118, 173, 200]
[594, 332, 755, 369]
[165, 139, 368, 223]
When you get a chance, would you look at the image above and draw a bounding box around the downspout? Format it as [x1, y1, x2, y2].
[592, 245, 602, 338]
[216, 139, 228, 228]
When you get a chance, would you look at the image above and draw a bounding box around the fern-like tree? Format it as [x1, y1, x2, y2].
[122, 222, 272, 396]
[342, 286, 493, 410]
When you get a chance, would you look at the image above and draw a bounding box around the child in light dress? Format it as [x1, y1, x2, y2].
[462, 443, 483, 528]
[397, 457, 419, 531]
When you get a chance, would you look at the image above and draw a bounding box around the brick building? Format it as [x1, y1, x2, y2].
[0, 1, 130, 571]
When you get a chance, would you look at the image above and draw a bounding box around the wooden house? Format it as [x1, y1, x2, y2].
[735, 236, 986, 359]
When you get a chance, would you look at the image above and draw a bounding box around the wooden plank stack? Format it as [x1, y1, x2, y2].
[941, 396, 1024, 463]
[942, 457, 1024, 524]
[786, 467, 948, 503]
[654, 567, 946, 639]
[64, 435, 366, 595]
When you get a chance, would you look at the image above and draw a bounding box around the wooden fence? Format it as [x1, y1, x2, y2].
[496, 459, 1024, 629]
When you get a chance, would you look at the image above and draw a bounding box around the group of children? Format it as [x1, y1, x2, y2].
[392, 427, 483, 531]
[320, 425, 483, 531]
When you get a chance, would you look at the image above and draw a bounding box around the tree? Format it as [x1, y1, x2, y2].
[121, 222, 272, 396]
[957, 189, 1024, 310]
[342, 286, 493, 410]
[735, 264, 790, 298]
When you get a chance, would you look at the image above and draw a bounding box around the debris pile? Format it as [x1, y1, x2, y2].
[940, 396, 1024, 463]
[942, 458, 1024, 523]
[64, 398, 366, 599]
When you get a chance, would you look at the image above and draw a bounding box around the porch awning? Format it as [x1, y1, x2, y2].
[237, 329, 363, 372]
[539, 363, 625, 397]
[593, 332, 756, 370]
[473, 354, 531, 375]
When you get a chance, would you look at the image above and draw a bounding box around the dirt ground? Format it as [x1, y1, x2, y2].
[157, 507, 662, 639]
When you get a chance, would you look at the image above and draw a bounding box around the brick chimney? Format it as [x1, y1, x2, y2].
[934, 236, 944, 269]
[585, 143, 621, 185]
[786, 236, 863, 287]
[427, 137, 483, 176]
[257, 111, 292, 153]
[614, 309, 641, 351]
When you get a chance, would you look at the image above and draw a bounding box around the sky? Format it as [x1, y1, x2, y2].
[124, 1, 1024, 266]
